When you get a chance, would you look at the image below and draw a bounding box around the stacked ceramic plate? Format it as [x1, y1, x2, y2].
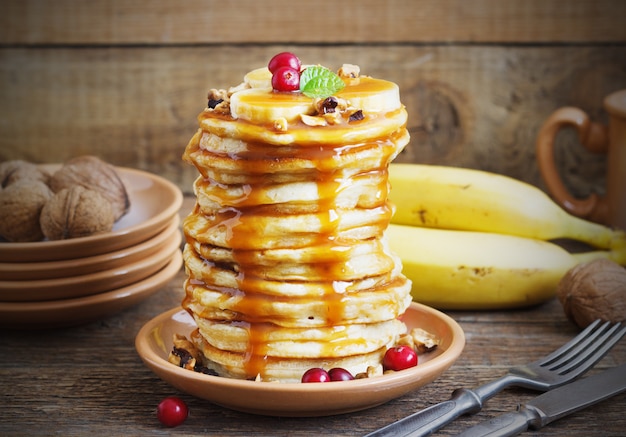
[0, 166, 184, 329]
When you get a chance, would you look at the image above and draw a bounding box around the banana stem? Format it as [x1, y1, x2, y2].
[571, 248, 626, 266]
[564, 214, 626, 251]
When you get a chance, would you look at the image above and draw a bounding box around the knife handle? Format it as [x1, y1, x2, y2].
[364, 388, 483, 437]
[455, 410, 534, 437]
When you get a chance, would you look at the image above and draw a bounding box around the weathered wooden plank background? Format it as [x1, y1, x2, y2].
[1, 0, 625, 197]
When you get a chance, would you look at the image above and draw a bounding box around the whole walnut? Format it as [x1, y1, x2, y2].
[49, 155, 130, 221]
[40, 185, 115, 240]
[0, 179, 52, 242]
[557, 258, 626, 328]
[0, 160, 50, 188]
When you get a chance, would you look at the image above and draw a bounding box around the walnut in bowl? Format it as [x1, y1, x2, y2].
[0, 179, 52, 242]
[40, 185, 115, 240]
[0, 160, 50, 188]
[49, 155, 130, 221]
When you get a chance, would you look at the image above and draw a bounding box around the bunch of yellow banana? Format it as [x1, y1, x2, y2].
[386, 163, 626, 309]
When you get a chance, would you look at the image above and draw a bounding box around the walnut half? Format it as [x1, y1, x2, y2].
[49, 155, 130, 221]
[39, 185, 115, 240]
[0, 160, 50, 188]
[0, 180, 52, 242]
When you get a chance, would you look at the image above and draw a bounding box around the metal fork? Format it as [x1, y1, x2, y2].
[365, 319, 626, 437]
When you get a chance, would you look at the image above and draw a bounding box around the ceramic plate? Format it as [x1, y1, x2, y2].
[0, 166, 183, 262]
[0, 227, 181, 302]
[0, 250, 182, 329]
[135, 302, 465, 417]
[0, 216, 180, 281]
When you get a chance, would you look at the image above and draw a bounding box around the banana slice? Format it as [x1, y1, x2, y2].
[244, 67, 272, 89]
[230, 87, 315, 123]
[233, 69, 402, 124]
[337, 77, 401, 113]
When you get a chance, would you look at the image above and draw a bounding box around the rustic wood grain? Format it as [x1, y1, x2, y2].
[2, 1, 625, 204]
[1, 45, 624, 197]
[2, 0, 625, 44]
[0, 201, 624, 436]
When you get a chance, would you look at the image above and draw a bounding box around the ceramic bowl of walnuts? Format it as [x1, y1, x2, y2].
[0, 156, 184, 328]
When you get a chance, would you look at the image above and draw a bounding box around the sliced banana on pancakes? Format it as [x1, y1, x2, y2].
[232, 67, 402, 124]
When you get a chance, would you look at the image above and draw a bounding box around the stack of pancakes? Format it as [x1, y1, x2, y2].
[182, 66, 412, 382]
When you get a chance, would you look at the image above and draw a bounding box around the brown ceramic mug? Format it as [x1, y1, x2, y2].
[536, 89, 626, 230]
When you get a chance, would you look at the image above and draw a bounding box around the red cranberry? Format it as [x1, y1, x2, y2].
[382, 346, 418, 371]
[301, 367, 330, 383]
[268, 52, 301, 74]
[271, 66, 300, 92]
[328, 367, 354, 381]
[156, 396, 188, 427]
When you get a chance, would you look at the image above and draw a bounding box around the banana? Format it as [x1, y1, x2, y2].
[388, 163, 626, 255]
[230, 88, 316, 123]
[231, 68, 402, 124]
[386, 223, 618, 310]
[336, 77, 401, 114]
[243, 67, 272, 88]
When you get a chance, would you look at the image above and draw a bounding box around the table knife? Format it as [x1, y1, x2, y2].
[456, 363, 626, 437]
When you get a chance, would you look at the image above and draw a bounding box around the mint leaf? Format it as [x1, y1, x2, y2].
[300, 66, 345, 98]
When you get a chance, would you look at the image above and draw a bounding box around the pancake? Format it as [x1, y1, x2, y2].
[182, 276, 412, 328]
[183, 207, 388, 250]
[185, 128, 410, 185]
[193, 314, 406, 358]
[185, 243, 396, 283]
[192, 169, 389, 210]
[190, 328, 389, 383]
[189, 235, 388, 266]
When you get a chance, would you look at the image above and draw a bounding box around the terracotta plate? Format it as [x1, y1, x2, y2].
[0, 166, 183, 262]
[0, 216, 180, 281]
[0, 227, 181, 301]
[135, 302, 465, 417]
[0, 250, 182, 329]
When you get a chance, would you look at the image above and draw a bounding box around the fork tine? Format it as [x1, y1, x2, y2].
[543, 321, 618, 369]
[538, 319, 604, 366]
[554, 323, 626, 377]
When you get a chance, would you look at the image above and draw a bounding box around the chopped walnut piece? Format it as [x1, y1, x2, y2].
[396, 333, 415, 349]
[169, 346, 197, 371]
[207, 88, 228, 104]
[366, 364, 384, 378]
[349, 110, 364, 122]
[168, 334, 200, 369]
[338, 64, 360, 79]
[274, 117, 288, 131]
[213, 100, 230, 114]
[411, 328, 440, 353]
[354, 365, 384, 379]
[320, 96, 338, 113]
[323, 112, 342, 125]
[168, 334, 218, 375]
[207, 98, 223, 109]
[314, 96, 348, 115]
[207, 88, 230, 114]
[300, 114, 327, 127]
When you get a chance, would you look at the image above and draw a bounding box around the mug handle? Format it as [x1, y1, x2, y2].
[536, 106, 608, 219]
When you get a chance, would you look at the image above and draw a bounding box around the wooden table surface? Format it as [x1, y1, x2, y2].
[1, 200, 625, 436]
